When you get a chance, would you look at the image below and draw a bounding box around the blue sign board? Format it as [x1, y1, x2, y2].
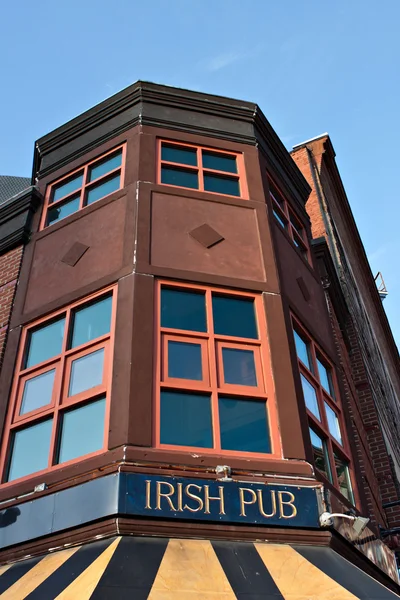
[119, 473, 320, 528]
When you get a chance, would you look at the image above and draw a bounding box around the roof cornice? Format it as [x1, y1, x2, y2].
[33, 81, 310, 207]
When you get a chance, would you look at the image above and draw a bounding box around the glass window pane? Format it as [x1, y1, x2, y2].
[20, 369, 55, 415]
[168, 341, 202, 380]
[325, 403, 342, 444]
[219, 397, 270, 453]
[57, 398, 106, 464]
[71, 295, 112, 348]
[202, 151, 237, 174]
[53, 173, 83, 202]
[161, 144, 197, 166]
[273, 210, 286, 228]
[160, 391, 212, 448]
[203, 174, 240, 196]
[86, 174, 120, 205]
[289, 213, 303, 236]
[25, 317, 65, 368]
[89, 151, 122, 182]
[161, 166, 198, 189]
[309, 428, 332, 482]
[301, 375, 320, 419]
[270, 187, 284, 209]
[212, 295, 257, 339]
[69, 349, 104, 397]
[317, 358, 334, 397]
[294, 330, 312, 371]
[161, 288, 206, 332]
[334, 453, 354, 503]
[222, 348, 257, 386]
[47, 195, 80, 225]
[7, 419, 52, 481]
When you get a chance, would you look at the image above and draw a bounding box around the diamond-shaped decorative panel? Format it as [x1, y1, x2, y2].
[189, 224, 224, 249]
[61, 242, 89, 267]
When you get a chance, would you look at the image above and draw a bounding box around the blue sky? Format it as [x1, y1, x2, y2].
[1, 1, 399, 345]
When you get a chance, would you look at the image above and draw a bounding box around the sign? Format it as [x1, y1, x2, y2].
[119, 473, 320, 528]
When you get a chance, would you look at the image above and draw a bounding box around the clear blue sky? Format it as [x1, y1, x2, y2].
[1, 1, 399, 346]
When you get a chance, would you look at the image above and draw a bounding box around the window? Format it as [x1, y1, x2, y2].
[156, 282, 278, 456]
[0, 289, 116, 483]
[292, 317, 355, 504]
[158, 140, 247, 198]
[41, 146, 126, 228]
[269, 179, 311, 262]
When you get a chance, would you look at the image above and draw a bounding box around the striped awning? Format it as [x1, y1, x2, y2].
[0, 536, 398, 599]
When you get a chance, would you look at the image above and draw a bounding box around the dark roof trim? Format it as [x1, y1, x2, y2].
[0, 187, 42, 255]
[311, 237, 349, 325]
[33, 81, 310, 207]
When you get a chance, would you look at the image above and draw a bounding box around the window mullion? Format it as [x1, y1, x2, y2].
[198, 147, 204, 192]
[205, 289, 220, 450]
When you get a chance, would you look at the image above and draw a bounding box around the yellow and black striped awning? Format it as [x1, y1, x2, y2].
[0, 536, 398, 599]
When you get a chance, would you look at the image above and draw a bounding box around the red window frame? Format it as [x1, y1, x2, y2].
[292, 315, 357, 504]
[40, 144, 127, 230]
[155, 281, 280, 458]
[157, 139, 249, 199]
[0, 287, 117, 485]
[269, 178, 311, 263]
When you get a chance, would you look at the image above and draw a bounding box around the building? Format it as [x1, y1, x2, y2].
[0, 82, 398, 598]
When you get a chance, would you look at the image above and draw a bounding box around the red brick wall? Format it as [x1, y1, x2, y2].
[0, 246, 23, 369]
[325, 292, 389, 528]
[291, 146, 326, 240]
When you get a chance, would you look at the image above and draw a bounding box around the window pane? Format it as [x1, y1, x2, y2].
[222, 348, 257, 386]
[86, 174, 120, 205]
[273, 210, 286, 228]
[25, 317, 65, 368]
[270, 187, 284, 209]
[71, 295, 112, 348]
[325, 403, 342, 444]
[301, 375, 320, 419]
[20, 369, 55, 415]
[317, 358, 334, 397]
[53, 173, 83, 202]
[202, 151, 237, 174]
[289, 213, 303, 237]
[161, 166, 198, 189]
[161, 288, 206, 332]
[47, 195, 80, 225]
[212, 295, 257, 339]
[203, 174, 240, 196]
[168, 341, 202, 380]
[219, 397, 270, 453]
[57, 398, 106, 464]
[309, 428, 332, 482]
[161, 144, 197, 166]
[89, 151, 122, 182]
[69, 349, 104, 397]
[294, 330, 312, 371]
[334, 453, 354, 503]
[160, 391, 212, 448]
[7, 419, 52, 481]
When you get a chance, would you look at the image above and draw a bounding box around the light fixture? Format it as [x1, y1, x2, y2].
[215, 465, 232, 481]
[319, 511, 370, 535]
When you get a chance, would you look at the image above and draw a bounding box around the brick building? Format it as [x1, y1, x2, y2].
[0, 83, 398, 597]
[292, 136, 400, 536]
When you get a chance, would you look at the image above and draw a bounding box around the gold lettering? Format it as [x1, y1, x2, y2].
[156, 481, 178, 511]
[145, 479, 152, 509]
[278, 491, 297, 519]
[204, 485, 225, 515]
[257, 489, 277, 518]
[239, 487, 257, 516]
[176, 482, 184, 512]
[184, 484, 204, 512]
